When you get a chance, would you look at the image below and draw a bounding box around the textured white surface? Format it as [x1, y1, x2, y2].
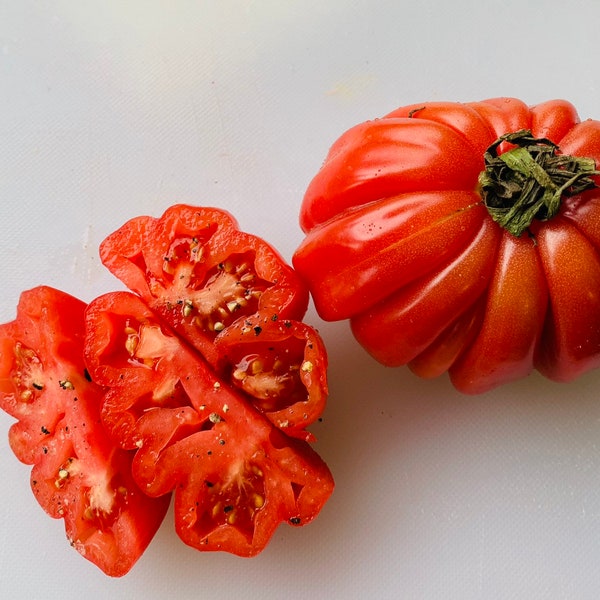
[2, 1, 600, 598]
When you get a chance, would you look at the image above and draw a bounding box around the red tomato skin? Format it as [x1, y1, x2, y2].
[294, 98, 600, 392]
[408, 297, 486, 380]
[467, 97, 532, 141]
[530, 99, 579, 140]
[384, 101, 498, 156]
[350, 216, 502, 368]
[448, 232, 548, 393]
[299, 118, 484, 232]
[0, 286, 170, 577]
[533, 218, 600, 381]
[295, 191, 485, 321]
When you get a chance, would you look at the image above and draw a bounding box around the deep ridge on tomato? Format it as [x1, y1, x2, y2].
[293, 97, 600, 393]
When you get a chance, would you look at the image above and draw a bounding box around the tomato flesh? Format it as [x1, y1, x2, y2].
[98, 204, 326, 440]
[100, 205, 309, 369]
[85, 291, 334, 557]
[1, 204, 333, 571]
[0, 287, 170, 577]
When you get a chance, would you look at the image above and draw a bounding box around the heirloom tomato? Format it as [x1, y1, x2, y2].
[0, 204, 333, 575]
[83, 204, 333, 557]
[0, 286, 170, 576]
[98, 204, 326, 440]
[84, 291, 334, 557]
[293, 98, 600, 393]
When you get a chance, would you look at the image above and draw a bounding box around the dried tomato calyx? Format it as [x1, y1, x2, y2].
[479, 129, 600, 237]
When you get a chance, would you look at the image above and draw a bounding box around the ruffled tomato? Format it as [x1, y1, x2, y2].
[294, 98, 600, 393]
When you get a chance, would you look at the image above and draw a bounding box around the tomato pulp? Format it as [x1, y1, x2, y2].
[0, 204, 333, 575]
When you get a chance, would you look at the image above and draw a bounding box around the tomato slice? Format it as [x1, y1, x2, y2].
[97, 204, 326, 440]
[84, 291, 192, 449]
[215, 315, 328, 441]
[99, 204, 309, 369]
[133, 405, 333, 556]
[0, 287, 170, 577]
[84, 291, 334, 557]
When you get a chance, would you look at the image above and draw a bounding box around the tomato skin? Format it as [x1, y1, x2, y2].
[84, 291, 334, 557]
[300, 118, 483, 232]
[0, 287, 170, 577]
[448, 231, 548, 393]
[296, 191, 485, 321]
[530, 99, 579, 140]
[294, 98, 600, 393]
[532, 217, 600, 381]
[350, 215, 502, 367]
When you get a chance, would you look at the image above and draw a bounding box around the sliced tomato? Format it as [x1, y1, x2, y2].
[84, 291, 334, 557]
[97, 204, 326, 441]
[215, 315, 328, 441]
[83, 290, 190, 450]
[133, 403, 333, 556]
[99, 204, 309, 369]
[0, 287, 170, 577]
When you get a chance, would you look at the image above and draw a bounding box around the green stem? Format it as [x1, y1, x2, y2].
[478, 129, 600, 237]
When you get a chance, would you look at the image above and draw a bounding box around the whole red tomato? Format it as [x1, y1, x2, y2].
[293, 98, 600, 393]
